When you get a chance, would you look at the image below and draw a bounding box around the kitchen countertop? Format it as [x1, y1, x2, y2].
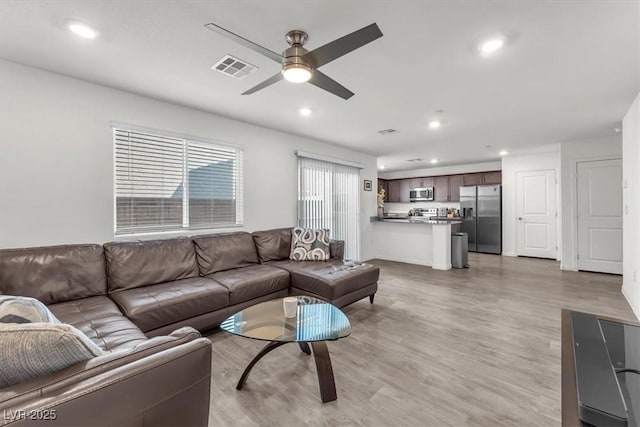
[370, 216, 462, 225]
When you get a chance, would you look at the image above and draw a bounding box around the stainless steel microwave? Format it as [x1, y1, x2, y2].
[410, 187, 434, 202]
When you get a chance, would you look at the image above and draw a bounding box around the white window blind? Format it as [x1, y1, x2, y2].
[114, 128, 242, 235]
[297, 156, 360, 260]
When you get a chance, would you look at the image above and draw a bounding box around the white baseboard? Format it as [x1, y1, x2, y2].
[374, 255, 431, 267]
[501, 251, 516, 257]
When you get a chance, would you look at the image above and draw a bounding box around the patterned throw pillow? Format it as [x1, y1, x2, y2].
[0, 295, 106, 389]
[290, 227, 331, 261]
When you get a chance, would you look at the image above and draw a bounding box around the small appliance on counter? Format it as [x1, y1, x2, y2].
[408, 208, 437, 217]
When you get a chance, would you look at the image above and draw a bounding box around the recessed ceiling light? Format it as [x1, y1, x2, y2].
[299, 107, 312, 116]
[67, 20, 99, 39]
[499, 150, 509, 156]
[431, 158, 439, 164]
[479, 37, 505, 55]
[379, 165, 386, 170]
[428, 121, 441, 129]
[614, 127, 621, 133]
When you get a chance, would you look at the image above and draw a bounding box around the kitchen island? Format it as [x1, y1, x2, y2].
[370, 217, 462, 270]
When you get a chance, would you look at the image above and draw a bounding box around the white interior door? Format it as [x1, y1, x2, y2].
[516, 170, 557, 259]
[577, 159, 622, 274]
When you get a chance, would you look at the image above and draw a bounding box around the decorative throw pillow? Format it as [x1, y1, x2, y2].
[290, 227, 330, 261]
[0, 295, 61, 324]
[0, 295, 106, 389]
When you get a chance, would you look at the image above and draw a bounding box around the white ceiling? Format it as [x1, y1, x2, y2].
[1, 1, 638, 171]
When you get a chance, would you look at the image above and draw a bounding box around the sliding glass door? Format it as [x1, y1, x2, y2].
[297, 156, 360, 260]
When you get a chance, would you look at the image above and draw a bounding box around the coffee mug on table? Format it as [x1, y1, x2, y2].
[283, 297, 298, 318]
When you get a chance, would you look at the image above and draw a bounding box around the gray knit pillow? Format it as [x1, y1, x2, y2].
[0, 295, 60, 324]
[0, 296, 107, 389]
[290, 227, 330, 261]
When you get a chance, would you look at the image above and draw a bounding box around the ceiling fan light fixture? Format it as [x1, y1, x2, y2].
[282, 63, 312, 83]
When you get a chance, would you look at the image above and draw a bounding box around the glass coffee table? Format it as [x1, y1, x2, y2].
[220, 296, 351, 403]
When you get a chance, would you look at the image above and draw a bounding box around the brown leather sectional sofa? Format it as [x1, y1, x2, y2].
[0, 227, 379, 427]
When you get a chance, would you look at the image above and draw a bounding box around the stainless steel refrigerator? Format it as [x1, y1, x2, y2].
[460, 185, 502, 254]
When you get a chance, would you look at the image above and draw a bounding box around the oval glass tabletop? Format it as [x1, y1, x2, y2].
[220, 296, 351, 342]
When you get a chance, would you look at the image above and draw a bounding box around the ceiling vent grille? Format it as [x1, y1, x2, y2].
[212, 54, 258, 79]
[407, 158, 423, 162]
[377, 128, 397, 135]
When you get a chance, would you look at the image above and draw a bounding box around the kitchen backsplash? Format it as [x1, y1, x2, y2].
[383, 201, 460, 215]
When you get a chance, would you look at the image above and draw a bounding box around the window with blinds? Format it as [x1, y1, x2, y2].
[297, 156, 360, 260]
[114, 128, 242, 235]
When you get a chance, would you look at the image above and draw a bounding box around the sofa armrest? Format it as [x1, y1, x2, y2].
[0, 328, 212, 427]
[329, 239, 345, 260]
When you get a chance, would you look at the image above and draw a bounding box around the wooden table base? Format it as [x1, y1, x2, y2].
[236, 340, 337, 403]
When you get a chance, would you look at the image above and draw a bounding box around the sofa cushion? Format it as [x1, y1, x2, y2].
[251, 228, 292, 262]
[0, 322, 106, 389]
[49, 296, 148, 352]
[192, 232, 259, 275]
[104, 238, 199, 292]
[108, 277, 229, 333]
[206, 265, 289, 305]
[0, 244, 107, 305]
[290, 228, 330, 261]
[268, 259, 380, 300]
[0, 295, 60, 324]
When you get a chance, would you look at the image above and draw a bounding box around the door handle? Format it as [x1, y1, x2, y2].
[518, 217, 524, 221]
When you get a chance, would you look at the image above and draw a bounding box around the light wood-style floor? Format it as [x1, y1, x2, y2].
[206, 254, 636, 427]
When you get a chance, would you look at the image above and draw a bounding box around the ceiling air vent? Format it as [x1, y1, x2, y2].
[212, 54, 258, 79]
[407, 158, 424, 163]
[377, 128, 397, 135]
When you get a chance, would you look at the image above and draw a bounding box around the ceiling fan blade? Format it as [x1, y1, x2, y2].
[303, 23, 383, 69]
[242, 72, 284, 95]
[205, 23, 282, 63]
[308, 71, 354, 100]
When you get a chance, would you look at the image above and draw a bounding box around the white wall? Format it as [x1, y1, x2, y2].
[501, 148, 561, 257]
[622, 91, 640, 319]
[378, 161, 501, 180]
[0, 60, 377, 260]
[559, 136, 622, 271]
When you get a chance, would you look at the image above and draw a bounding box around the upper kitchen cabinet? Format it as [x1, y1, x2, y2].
[463, 173, 484, 185]
[448, 174, 464, 202]
[434, 176, 449, 202]
[482, 171, 502, 184]
[408, 177, 433, 189]
[463, 171, 502, 186]
[386, 180, 403, 203]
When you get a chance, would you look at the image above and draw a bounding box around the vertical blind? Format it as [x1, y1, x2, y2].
[297, 156, 360, 260]
[114, 128, 242, 235]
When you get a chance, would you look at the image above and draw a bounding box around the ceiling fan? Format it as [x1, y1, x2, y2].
[204, 22, 383, 100]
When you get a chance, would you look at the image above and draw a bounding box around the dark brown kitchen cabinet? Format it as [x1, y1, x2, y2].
[386, 180, 403, 202]
[463, 171, 502, 186]
[482, 171, 502, 184]
[463, 173, 484, 185]
[408, 177, 433, 189]
[433, 176, 449, 202]
[448, 174, 464, 202]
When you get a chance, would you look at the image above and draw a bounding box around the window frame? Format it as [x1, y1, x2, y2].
[112, 122, 243, 237]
